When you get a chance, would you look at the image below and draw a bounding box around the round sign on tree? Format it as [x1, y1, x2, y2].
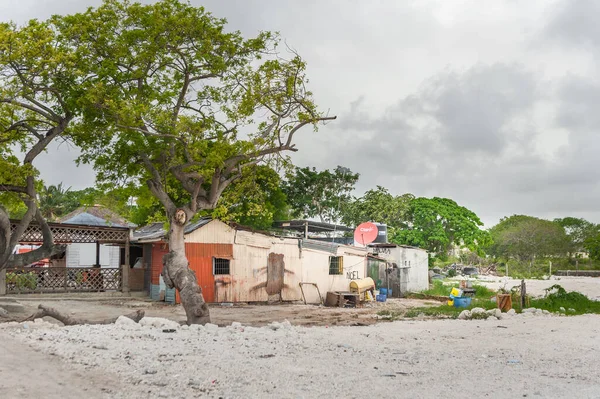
[354, 222, 379, 245]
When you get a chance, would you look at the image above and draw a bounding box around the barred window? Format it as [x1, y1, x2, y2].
[329, 256, 343, 275]
[213, 258, 230, 275]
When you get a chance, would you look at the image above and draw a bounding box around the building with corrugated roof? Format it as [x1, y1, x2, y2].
[58, 206, 136, 268]
[132, 218, 368, 304]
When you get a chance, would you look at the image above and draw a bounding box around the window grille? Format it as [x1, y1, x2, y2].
[213, 258, 230, 275]
[329, 256, 343, 275]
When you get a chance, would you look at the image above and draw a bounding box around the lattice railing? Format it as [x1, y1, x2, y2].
[11, 221, 129, 244]
[5, 267, 122, 294]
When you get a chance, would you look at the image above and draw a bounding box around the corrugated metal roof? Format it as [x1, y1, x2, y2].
[301, 239, 369, 255]
[132, 222, 166, 242]
[274, 219, 353, 233]
[132, 217, 212, 242]
[368, 242, 427, 252]
[59, 206, 135, 228]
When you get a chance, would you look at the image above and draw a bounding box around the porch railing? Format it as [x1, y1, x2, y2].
[5, 267, 122, 294]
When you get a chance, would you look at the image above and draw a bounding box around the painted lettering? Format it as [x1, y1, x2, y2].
[346, 270, 359, 280]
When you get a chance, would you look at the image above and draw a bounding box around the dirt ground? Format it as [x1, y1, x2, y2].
[5, 296, 440, 327]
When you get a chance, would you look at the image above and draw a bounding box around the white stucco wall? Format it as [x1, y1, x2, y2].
[370, 245, 429, 293]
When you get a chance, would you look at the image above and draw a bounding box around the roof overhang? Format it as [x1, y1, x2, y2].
[273, 220, 353, 234]
[10, 219, 131, 244]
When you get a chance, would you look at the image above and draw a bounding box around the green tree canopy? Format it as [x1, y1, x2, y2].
[392, 197, 490, 257]
[283, 165, 359, 223]
[38, 183, 78, 221]
[210, 165, 289, 230]
[341, 186, 413, 229]
[554, 217, 598, 255]
[0, 15, 89, 268]
[488, 215, 570, 261]
[52, 0, 334, 324]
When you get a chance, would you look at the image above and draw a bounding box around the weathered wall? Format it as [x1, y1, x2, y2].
[145, 221, 368, 304]
[230, 231, 302, 303]
[184, 220, 235, 244]
[371, 245, 429, 294]
[299, 246, 367, 303]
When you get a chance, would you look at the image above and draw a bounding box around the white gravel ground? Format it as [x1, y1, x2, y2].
[2, 312, 600, 399]
[474, 276, 600, 300]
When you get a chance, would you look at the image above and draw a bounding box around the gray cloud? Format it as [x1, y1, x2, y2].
[5, 0, 600, 227]
[544, 0, 600, 49]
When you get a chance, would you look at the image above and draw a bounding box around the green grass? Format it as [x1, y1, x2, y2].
[382, 284, 600, 321]
[420, 280, 496, 299]
[379, 298, 499, 320]
[529, 285, 600, 315]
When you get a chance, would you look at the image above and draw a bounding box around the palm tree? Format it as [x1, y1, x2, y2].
[38, 183, 72, 221]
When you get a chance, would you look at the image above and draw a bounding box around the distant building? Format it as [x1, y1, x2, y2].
[59, 206, 136, 268]
[366, 243, 429, 295]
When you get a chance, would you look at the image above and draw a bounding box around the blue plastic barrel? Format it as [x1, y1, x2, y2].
[376, 294, 387, 302]
[453, 297, 472, 308]
[380, 288, 388, 296]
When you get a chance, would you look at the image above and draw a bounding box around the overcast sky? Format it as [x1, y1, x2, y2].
[2, 0, 600, 226]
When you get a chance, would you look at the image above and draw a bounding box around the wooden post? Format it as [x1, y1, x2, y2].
[122, 236, 130, 293]
[0, 268, 6, 295]
[520, 279, 526, 309]
[304, 221, 309, 239]
[576, 259, 579, 275]
[549, 261, 552, 276]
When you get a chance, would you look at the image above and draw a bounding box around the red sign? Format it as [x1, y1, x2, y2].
[354, 222, 378, 245]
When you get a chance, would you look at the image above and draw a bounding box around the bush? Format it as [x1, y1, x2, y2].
[7, 271, 37, 290]
[530, 284, 600, 315]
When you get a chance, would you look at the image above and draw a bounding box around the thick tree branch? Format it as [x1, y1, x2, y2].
[0, 185, 28, 194]
[139, 152, 176, 216]
[0, 98, 57, 122]
[22, 304, 145, 325]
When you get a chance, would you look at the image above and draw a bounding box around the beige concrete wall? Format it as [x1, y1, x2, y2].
[184, 220, 235, 244]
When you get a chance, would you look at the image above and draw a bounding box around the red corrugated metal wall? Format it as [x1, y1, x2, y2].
[149, 242, 233, 304]
[175, 243, 233, 304]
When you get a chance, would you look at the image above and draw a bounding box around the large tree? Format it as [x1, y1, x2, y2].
[488, 215, 570, 261]
[392, 197, 490, 257]
[211, 165, 289, 230]
[341, 186, 413, 229]
[554, 217, 598, 256]
[0, 17, 86, 269]
[60, 0, 333, 324]
[282, 165, 359, 223]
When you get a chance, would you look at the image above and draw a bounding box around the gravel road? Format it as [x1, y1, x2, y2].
[2, 313, 600, 398]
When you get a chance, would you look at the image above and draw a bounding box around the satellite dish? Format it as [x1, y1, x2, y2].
[354, 222, 379, 245]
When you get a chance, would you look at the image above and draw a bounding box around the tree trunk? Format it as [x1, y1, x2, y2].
[161, 221, 211, 325]
[0, 209, 65, 270]
[18, 304, 144, 325]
